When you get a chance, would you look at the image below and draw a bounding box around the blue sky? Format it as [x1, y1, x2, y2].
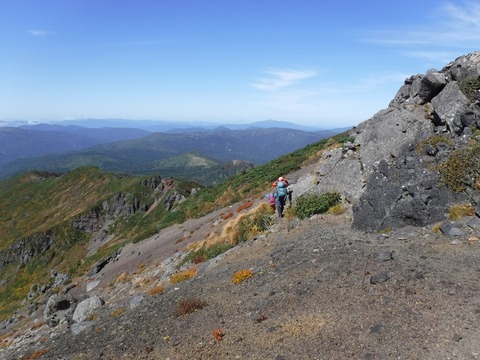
[1, 0, 479, 128]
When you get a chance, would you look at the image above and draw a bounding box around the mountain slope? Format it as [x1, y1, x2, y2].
[0, 167, 199, 320]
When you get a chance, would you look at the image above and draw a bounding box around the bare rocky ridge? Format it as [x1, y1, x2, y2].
[2, 51, 480, 359]
[299, 51, 480, 231]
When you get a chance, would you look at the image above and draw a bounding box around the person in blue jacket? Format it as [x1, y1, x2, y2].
[273, 176, 289, 218]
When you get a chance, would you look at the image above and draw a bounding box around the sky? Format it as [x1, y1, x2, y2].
[1, 0, 479, 129]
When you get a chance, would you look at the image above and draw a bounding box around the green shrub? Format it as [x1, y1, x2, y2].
[459, 76, 480, 102]
[337, 135, 355, 143]
[438, 141, 480, 192]
[293, 192, 341, 219]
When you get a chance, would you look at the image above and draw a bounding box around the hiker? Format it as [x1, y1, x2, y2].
[273, 176, 289, 218]
[265, 192, 276, 210]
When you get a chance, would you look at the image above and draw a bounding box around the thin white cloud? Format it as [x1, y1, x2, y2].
[28, 30, 55, 37]
[362, 2, 480, 51]
[443, 1, 480, 28]
[251, 68, 318, 91]
[399, 50, 460, 64]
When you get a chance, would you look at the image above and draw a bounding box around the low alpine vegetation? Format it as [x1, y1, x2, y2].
[327, 203, 346, 215]
[170, 267, 197, 284]
[293, 192, 341, 219]
[459, 75, 480, 102]
[110, 308, 125, 318]
[173, 298, 208, 317]
[147, 284, 165, 296]
[236, 203, 274, 243]
[448, 204, 475, 220]
[179, 242, 235, 266]
[438, 140, 480, 192]
[179, 203, 274, 267]
[232, 269, 253, 284]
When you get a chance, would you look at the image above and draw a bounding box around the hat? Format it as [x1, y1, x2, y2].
[279, 176, 285, 181]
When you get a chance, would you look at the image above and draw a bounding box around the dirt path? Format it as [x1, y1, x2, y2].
[94, 163, 318, 289]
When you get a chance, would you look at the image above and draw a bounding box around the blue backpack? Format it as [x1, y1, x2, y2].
[276, 181, 287, 196]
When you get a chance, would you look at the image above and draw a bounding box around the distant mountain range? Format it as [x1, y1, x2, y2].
[0, 120, 351, 183]
[1, 118, 350, 133]
[0, 125, 150, 167]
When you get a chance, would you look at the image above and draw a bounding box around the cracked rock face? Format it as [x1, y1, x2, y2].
[296, 51, 480, 231]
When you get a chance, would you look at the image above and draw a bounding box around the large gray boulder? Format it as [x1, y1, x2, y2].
[72, 294, 105, 323]
[431, 82, 471, 134]
[417, 70, 447, 103]
[44, 294, 76, 327]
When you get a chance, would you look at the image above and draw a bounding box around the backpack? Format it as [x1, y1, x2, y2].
[266, 193, 275, 206]
[276, 181, 287, 196]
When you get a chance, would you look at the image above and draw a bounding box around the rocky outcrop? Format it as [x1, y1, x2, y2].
[293, 51, 480, 231]
[0, 175, 190, 275]
[75, 175, 179, 233]
[0, 231, 55, 268]
[71, 207, 105, 233]
[141, 175, 163, 189]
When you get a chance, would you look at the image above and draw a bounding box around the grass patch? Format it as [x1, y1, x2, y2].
[179, 242, 235, 267]
[111, 272, 132, 286]
[431, 222, 443, 233]
[20, 349, 50, 359]
[416, 135, 454, 153]
[327, 203, 346, 215]
[179, 203, 274, 267]
[236, 204, 275, 243]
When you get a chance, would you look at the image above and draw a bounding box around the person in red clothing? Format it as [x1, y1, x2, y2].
[273, 176, 289, 217]
[272, 176, 289, 188]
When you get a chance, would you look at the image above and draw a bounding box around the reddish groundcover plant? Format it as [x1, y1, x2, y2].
[212, 328, 224, 341]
